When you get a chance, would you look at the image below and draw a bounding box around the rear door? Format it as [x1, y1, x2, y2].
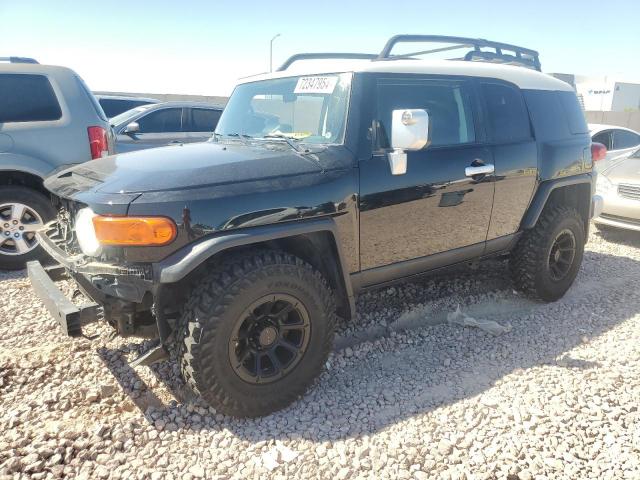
[480, 81, 538, 242]
[184, 108, 222, 143]
[358, 76, 495, 273]
[116, 107, 186, 152]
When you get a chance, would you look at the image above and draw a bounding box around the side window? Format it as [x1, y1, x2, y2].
[613, 130, 640, 150]
[190, 109, 222, 132]
[99, 99, 122, 118]
[558, 91, 588, 134]
[376, 79, 476, 148]
[592, 130, 613, 150]
[136, 108, 183, 133]
[0, 74, 62, 123]
[481, 83, 531, 143]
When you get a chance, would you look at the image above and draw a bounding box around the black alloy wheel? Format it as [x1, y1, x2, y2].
[547, 228, 576, 281]
[229, 294, 311, 384]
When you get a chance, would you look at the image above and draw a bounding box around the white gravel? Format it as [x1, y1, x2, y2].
[1, 224, 640, 480]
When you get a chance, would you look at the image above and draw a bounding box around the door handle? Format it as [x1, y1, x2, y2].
[465, 164, 494, 177]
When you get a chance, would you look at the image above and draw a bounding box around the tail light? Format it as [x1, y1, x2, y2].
[87, 126, 109, 159]
[591, 142, 607, 163]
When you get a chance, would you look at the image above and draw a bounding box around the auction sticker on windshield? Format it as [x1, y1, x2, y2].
[294, 76, 338, 94]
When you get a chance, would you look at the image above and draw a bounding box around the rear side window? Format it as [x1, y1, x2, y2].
[592, 130, 613, 150]
[481, 83, 531, 143]
[0, 74, 62, 123]
[137, 108, 183, 133]
[100, 99, 152, 118]
[613, 130, 640, 150]
[190, 108, 222, 132]
[558, 91, 588, 134]
[376, 79, 476, 148]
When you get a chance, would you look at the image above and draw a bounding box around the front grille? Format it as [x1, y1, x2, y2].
[618, 184, 640, 201]
[51, 207, 82, 255]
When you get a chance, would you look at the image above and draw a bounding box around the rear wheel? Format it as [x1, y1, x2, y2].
[177, 249, 336, 417]
[0, 186, 55, 270]
[510, 205, 585, 301]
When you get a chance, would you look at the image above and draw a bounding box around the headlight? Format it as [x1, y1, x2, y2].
[75, 208, 102, 257]
[595, 175, 614, 196]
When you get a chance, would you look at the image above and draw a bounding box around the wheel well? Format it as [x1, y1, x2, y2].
[0, 171, 48, 196]
[163, 231, 353, 328]
[545, 183, 591, 234]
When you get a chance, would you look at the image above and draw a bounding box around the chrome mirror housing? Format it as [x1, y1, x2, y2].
[124, 121, 140, 134]
[388, 109, 430, 175]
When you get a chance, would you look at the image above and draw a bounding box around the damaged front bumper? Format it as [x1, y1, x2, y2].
[28, 221, 158, 339]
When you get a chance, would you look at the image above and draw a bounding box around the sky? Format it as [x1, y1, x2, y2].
[1, 0, 639, 97]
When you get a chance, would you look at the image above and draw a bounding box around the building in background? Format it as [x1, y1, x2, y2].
[550, 74, 640, 112]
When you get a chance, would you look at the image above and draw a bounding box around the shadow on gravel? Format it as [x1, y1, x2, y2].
[593, 224, 640, 248]
[95, 250, 640, 442]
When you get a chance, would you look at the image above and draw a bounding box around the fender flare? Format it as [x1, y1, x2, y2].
[153, 217, 355, 316]
[520, 174, 593, 230]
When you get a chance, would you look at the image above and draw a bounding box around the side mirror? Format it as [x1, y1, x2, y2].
[123, 121, 140, 134]
[388, 109, 430, 175]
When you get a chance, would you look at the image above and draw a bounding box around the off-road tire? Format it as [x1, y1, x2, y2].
[510, 205, 585, 302]
[0, 186, 55, 270]
[177, 249, 336, 417]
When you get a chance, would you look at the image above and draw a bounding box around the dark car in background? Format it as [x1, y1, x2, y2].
[110, 101, 224, 153]
[95, 94, 159, 118]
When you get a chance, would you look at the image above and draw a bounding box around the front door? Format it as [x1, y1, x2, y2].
[117, 107, 187, 153]
[359, 76, 495, 272]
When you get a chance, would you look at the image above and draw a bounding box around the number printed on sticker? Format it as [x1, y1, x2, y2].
[294, 76, 338, 94]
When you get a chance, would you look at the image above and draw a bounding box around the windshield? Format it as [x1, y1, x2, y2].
[110, 104, 153, 127]
[216, 73, 352, 144]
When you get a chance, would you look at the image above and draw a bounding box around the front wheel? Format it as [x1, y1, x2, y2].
[510, 205, 585, 302]
[177, 249, 336, 417]
[0, 186, 55, 270]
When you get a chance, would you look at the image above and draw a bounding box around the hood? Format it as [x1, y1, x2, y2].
[46, 141, 325, 196]
[603, 156, 640, 185]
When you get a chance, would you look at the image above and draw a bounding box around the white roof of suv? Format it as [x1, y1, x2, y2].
[239, 59, 572, 92]
[238, 35, 572, 92]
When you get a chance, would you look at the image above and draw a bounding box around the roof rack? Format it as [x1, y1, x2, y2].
[0, 57, 39, 64]
[277, 53, 377, 72]
[378, 35, 541, 71]
[277, 34, 541, 72]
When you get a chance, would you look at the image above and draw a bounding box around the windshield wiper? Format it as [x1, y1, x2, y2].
[214, 132, 253, 144]
[262, 134, 306, 153]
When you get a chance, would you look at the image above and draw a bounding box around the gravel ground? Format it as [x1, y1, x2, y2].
[1, 225, 640, 480]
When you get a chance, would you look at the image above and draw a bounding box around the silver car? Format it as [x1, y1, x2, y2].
[590, 123, 640, 171]
[111, 101, 223, 153]
[594, 147, 640, 231]
[0, 57, 113, 269]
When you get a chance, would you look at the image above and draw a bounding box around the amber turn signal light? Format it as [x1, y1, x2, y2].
[93, 216, 177, 246]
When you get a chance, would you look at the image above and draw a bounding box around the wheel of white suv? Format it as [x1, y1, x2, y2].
[0, 186, 55, 270]
[177, 249, 336, 418]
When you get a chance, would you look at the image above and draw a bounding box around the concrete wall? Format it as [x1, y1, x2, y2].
[585, 111, 640, 131]
[94, 91, 229, 106]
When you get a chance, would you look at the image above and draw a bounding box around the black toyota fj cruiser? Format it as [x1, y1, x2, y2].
[28, 36, 601, 417]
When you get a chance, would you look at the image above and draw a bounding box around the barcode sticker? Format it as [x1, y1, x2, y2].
[294, 76, 338, 94]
